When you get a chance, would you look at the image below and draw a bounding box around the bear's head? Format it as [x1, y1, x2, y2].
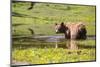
[55, 22, 69, 33]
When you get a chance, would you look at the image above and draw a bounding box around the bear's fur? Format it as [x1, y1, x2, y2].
[55, 22, 87, 40]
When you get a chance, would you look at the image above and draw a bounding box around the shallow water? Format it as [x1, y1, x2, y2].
[12, 35, 96, 50]
[12, 35, 96, 65]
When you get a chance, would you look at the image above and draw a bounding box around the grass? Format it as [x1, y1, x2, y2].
[12, 39, 96, 64]
[12, 2, 96, 36]
[12, 48, 95, 64]
[12, 2, 96, 65]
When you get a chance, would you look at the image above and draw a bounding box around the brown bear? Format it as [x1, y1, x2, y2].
[55, 22, 87, 40]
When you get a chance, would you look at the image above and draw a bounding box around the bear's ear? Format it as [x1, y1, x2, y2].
[55, 23, 58, 26]
[61, 22, 64, 26]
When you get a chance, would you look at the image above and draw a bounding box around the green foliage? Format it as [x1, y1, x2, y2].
[12, 2, 96, 64]
[12, 38, 96, 64]
[12, 2, 96, 36]
[12, 48, 95, 64]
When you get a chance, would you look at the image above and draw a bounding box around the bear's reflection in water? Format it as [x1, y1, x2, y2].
[54, 39, 78, 50]
[13, 39, 80, 50]
[66, 40, 78, 50]
[13, 37, 82, 50]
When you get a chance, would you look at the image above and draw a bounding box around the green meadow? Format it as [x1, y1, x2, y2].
[12, 2, 96, 36]
[12, 2, 96, 65]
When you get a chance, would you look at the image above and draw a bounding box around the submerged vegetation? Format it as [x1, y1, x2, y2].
[12, 2, 96, 65]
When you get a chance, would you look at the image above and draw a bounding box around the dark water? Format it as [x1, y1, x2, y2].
[12, 35, 96, 50]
